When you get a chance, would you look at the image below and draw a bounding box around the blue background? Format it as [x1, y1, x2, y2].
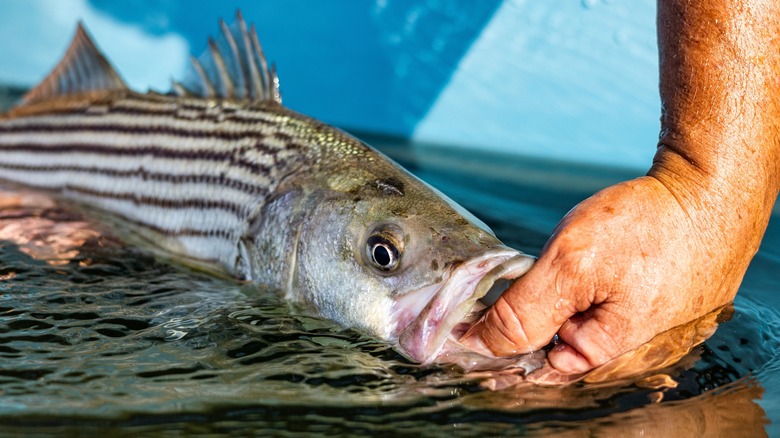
[0, 0, 659, 169]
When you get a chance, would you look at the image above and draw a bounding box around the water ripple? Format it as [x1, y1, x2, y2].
[1, 173, 779, 435]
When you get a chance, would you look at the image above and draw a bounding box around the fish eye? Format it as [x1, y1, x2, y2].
[366, 234, 401, 272]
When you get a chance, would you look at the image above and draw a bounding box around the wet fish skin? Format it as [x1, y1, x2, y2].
[0, 15, 536, 366]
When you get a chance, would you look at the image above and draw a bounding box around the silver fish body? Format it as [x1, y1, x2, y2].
[0, 15, 536, 367]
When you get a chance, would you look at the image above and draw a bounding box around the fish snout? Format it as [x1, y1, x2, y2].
[395, 249, 536, 364]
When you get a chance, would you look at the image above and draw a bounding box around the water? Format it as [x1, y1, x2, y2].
[1, 135, 779, 436]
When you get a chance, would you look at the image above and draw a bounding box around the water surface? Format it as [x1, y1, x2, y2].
[0, 136, 778, 436]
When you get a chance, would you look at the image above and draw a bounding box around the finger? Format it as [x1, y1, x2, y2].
[460, 291, 540, 356]
[546, 343, 591, 374]
[461, 253, 584, 356]
[548, 306, 624, 373]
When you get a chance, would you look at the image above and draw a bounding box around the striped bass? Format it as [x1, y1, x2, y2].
[0, 14, 539, 370]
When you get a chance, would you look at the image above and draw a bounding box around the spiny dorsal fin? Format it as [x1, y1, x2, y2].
[173, 11, 281, 104]
[21, 23, 128, 106]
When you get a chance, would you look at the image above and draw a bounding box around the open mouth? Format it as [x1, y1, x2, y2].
[393, 248, 535, 365]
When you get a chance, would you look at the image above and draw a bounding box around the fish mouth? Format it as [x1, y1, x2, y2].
[393, 248, 535, 365]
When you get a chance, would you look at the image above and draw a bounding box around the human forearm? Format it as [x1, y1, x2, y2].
[655, 0, 780, 171]
[652, 0, 780, 254]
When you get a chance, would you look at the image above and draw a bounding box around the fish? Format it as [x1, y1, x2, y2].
[0, 13, 540, 370]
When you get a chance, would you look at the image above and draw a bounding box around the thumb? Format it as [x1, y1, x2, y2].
[461, 254, 581, 356]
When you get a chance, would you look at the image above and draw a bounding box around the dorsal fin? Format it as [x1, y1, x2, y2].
[173, 11, 281, 104]
[21, 23, 128, 106]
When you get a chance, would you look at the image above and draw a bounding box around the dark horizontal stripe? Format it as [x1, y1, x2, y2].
[61, 184, 249, 218]
[121, 215, 235, 240]
[0, 120, 300, 146]
[109, 98, 284, 125]
[130, 220, 234, 239]
[0, 143, 281, 176]
[14, 91, 285, 126]
[0, 162, 268, 197]
[0, 179, 238, 240]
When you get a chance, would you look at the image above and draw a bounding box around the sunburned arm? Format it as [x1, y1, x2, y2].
[462, 0, 780, 374]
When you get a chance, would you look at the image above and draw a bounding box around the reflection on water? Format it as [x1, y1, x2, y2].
[0, 138, 778, 435]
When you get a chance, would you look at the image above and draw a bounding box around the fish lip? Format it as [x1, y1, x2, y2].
[394, 247, 535, 364]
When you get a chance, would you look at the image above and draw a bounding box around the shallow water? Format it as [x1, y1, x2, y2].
[1, 135, 779, 436]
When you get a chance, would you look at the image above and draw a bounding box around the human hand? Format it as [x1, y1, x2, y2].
[462, 174, 746, 374]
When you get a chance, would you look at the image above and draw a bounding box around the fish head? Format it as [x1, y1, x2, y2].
[294, 166, 535, 366]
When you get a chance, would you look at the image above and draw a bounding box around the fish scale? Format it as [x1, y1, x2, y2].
[0, 92, 314, 271]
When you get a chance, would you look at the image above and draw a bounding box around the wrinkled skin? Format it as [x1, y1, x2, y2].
[464, 0, 780, 375]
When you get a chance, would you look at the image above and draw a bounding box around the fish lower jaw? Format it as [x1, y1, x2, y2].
[395, 249, 535, 366]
